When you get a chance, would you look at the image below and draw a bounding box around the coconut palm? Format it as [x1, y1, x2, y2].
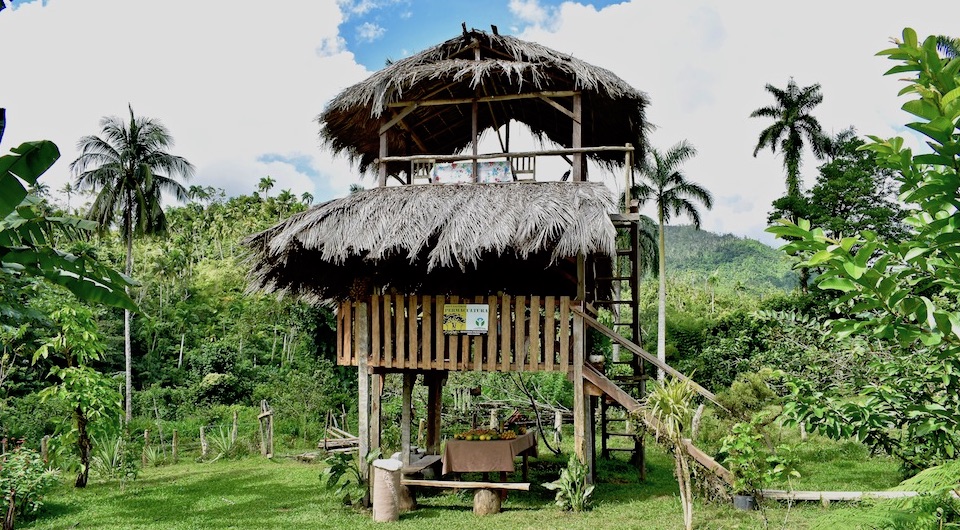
[632, 141, 712, 381]
[71, 105, 193, 422]
[751, 78, 827, 198]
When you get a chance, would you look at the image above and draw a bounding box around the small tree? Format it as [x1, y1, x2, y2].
[34, 306, 122, 487]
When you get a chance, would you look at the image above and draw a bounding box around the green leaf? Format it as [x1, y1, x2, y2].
[819, 277, 857, 292]
[0, 141, 60, 218]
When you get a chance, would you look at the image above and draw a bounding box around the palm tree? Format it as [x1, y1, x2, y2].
[71, 104, 193, 422]
[632, 141, 713, 381]
[258, 176, 275, 198]
[300, 191, 314, 206]
[60, 182, 76, 212]
[751, 78, 827, 198]
[937, 35, 960, 58]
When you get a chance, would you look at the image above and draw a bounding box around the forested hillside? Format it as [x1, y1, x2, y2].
[662, 225, 796, 292]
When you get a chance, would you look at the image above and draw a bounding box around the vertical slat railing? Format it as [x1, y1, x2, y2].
[336, 295, 575, 371]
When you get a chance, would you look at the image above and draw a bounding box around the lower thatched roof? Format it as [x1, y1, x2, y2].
[243, 182, 617, 303]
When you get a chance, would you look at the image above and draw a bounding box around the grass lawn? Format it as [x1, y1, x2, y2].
[20, 436, 907, 530]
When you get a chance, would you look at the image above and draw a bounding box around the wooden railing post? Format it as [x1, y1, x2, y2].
[357, 300, 371, 481]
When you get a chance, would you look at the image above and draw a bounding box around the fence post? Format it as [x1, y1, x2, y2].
[172, 430, 179, 464]
[200, 426, 208, 460]
[41, 435, 50, 464]
[231, 410, 238, 445]
[142, 430, 150, 466]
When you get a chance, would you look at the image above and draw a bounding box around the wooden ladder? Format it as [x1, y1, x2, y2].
[592, 214, 647, 475]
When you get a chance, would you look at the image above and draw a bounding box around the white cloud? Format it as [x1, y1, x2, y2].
[509, 0, 551, 27]
[518, 0, 960, 243]
[356, 21, 386, 43]
[0, 0, 369, 209]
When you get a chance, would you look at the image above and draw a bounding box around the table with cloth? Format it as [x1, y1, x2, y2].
[441, 431, 538, 480]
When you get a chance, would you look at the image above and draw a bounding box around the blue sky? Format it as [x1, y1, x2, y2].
[336, 0, 622, 70]
[3, 1, 960, 242]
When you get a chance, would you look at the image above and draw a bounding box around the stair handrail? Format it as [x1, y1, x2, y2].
[571, 306, 726, 411]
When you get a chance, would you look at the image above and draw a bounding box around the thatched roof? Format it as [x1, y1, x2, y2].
[243, 181, 617, 303]
[320, 27, 650, 176]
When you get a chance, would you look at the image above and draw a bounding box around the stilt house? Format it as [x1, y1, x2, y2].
[245, 27, 723, 483]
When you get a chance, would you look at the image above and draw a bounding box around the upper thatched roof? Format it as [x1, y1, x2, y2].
[320, 27, 650, 176]
[243, 181, 617, 303]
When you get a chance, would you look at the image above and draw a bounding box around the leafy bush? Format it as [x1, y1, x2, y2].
[543, 455, 594, 512]
[320, 449, 381, 506]
[717, 415, 801, 497]
[0, 443, 59, 519]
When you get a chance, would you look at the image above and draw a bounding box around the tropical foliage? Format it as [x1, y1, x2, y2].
[772, 28, 960, 471]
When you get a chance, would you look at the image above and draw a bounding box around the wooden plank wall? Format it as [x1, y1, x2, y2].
[336, 295, 575, 372]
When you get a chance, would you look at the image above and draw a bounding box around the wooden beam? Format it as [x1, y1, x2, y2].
[376, 145, 632, 165]
[538, 95, 577, 121]
[472, 99, 479, 181]
[572, 93, 583, 182]
[400, 479, 531, 491]
[571, 306, 723, 408]
[379, 103, 420, 135]
[386, 90, 579, 108]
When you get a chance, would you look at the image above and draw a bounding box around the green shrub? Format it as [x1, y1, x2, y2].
[543, 455, 594, 512]
[0, 443, 59, 519]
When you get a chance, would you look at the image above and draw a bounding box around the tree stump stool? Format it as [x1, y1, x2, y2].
[473, 489, 501, 515]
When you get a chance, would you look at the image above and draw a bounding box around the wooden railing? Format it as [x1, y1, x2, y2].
[337, 294, 576, 372]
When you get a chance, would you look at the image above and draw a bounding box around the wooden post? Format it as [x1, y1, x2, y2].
[588, 396, 597, 481]
[371, 373, 383, 452]
[624, 143, 633, 211]
[417, 418, 426, 447]
[172, 430, 179, 464]
[572, 301, 591, 481]
[142, 430, 150, 466]
[425, 372, 444, 455]
[378, 131, 388, 187]
[401, 373, 414, 466]
[472, 100, 479, 181]
[571, 93, 583, 181]
[357, 301, 372, 480]
[200, 426, 208, 460]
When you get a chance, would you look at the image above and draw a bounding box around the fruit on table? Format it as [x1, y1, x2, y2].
[455, 428, 525, 441]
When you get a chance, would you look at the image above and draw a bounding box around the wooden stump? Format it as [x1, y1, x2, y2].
[473, 489, 501, 515]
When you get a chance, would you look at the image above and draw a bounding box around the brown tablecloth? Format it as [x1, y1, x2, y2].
[441, 431, 538, 475]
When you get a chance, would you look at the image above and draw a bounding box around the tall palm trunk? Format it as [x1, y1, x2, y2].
[657, 210, 667, 381]
[124, 194, 133, 423]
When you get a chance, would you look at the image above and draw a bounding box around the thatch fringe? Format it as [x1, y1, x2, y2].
[243, 182, 617, 302]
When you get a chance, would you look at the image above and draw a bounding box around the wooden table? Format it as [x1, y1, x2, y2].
[441, 431, 537, 480]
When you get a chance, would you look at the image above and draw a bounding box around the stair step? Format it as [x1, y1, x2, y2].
[612, 321, 635, 326]
[613, 375, 649, 382]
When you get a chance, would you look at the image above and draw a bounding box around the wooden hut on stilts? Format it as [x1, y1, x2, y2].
[244, 26, 730, 500]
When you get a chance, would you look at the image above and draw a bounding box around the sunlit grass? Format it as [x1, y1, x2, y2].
[21, 435, 905, 530]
